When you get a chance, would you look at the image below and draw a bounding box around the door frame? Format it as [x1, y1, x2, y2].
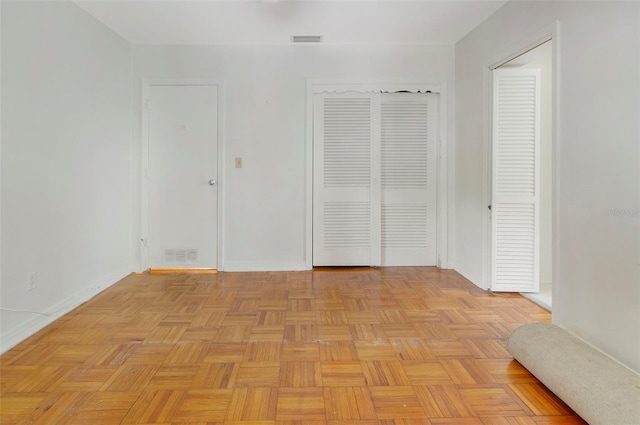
[483, 22, 560, 293]
[140, 79, 225, 271]
[305, 80, 450, 269]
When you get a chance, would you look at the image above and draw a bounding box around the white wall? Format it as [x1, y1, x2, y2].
[456, 1, 640, 371]
[0, 1, 133, 351]
[131, 44, 455, 271]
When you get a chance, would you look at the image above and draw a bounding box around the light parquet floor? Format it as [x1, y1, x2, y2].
[0, 267, 586, 425]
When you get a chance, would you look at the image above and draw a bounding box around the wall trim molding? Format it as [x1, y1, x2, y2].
[0, 268, 132, 354]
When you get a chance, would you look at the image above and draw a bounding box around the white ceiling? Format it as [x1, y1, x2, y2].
[74, 0, 508, 45]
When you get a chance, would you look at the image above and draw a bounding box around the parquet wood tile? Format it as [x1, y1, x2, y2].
[67, 391, 139, 424]
[281, 342, 321, 362]
[480, 418, 538, 425]
[430, 419, 484, 425]
[0, 267, 587, 424]
[416, 323, 457, 339]
[378, 420, 431, 425]
[235, 362, 280, 387]
[414, 384, 472, 418]
[351, 324, 388, 342]
[165, 342, 209, 364]
[439, 359, 495, 385]
[318, 325, 354, 341]
[507, 384, 574, 416]
[204, 343, 247, 363]
[191, 362, 236, 389]
[24, 390, 89, 425]
[276, 387, 326, 421]
[243, 341, 283, 362]
[463, 338, 511, 359]
[362, 360, 411, 386]
[0, 393, 47, 424]
[249, 325, 286, 341]
[391, 339, 435, 361]
[170, 389, 233, 422]
[345, 311, 380, 324]
[354, 342, 399, 360]
[403, 361, 453, 386]
[369, 386, 426, 420]
[478, 359, 540, 385]
[285, 311, 317, 323]
[125, 344, 173, 364]
[0, 365, 38, 393]
[280, 361, 322, 387]
[99, 364, 159, 391]
[121, 388, 185, 424]
[324, 387, 377, 420]
[530, 416, 588, 424]
[226, 422, 275, 425]
[319, 311, 350, 325]
[223, 312, 257, 326]
[8, 364, 71, 392]
[226, 388, 278, 421]
[320, 362, 367, 387]
[376, 310, 409, 324]
[90, 343, 139, 366]
[255, 311, 287, 326]
[146, 365, 200, 390]
[213, 325, 252, 343]
[319, 341, 360, 361]
[458, 385, 532, 417]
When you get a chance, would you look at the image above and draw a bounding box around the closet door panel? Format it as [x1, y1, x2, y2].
[491, 68, 541, 292]
[380, 93, 438, 266]
[313, 93, 375, 266]
[313, 91, 437, 267]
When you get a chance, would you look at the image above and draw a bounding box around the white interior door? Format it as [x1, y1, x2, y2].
[313, 91, 437, 267]
[147, 84, 218, 268]
[313, 93, 380, 266]
[381, 93, 438, 266]
[491, 68, 541, 291]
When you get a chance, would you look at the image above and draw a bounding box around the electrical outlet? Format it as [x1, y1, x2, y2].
[27, 272, 37, 291]
[235, 157, 242, 168]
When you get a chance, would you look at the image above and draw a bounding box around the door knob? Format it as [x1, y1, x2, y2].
[208, 179, 216, 186]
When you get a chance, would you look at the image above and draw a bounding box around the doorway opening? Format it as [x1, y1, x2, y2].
[140, 80, 224, 272]
[489, 39, 553, 310]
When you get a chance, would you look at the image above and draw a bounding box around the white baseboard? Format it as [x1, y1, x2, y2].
[222, 261, 308, 272]
[0, 267, 132, 354]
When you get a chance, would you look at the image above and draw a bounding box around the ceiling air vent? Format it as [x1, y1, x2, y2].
[291, 35, 323, 43]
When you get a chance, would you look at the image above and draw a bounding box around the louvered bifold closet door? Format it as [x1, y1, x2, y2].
[313, 93, 381, 266]
[491, 68, 541, 292]
[380, 93, 438, 265]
